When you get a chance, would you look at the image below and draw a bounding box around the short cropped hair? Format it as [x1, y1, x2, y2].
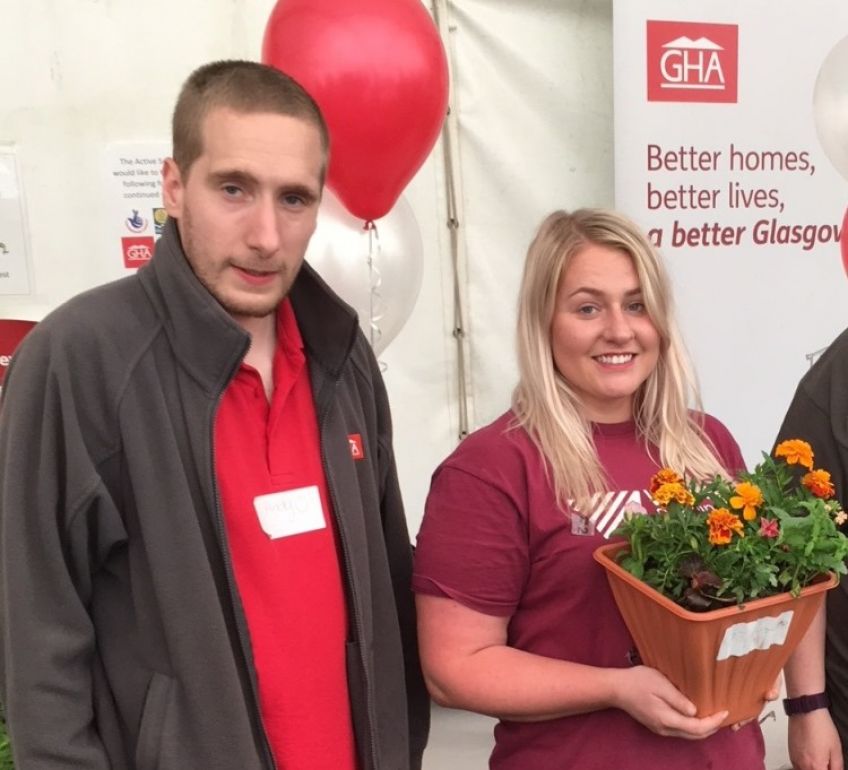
[172, 60, 330, 181]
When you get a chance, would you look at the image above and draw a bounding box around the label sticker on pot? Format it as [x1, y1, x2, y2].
[716, 610, 793, 661]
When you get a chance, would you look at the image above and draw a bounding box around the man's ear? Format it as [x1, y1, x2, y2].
[161, 158, 184, 219]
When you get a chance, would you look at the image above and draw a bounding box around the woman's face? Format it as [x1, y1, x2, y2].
[550, 244, 661, 423]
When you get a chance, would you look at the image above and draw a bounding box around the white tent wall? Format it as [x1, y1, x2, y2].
[445, 0, 614, 430]
[0, 0, 794, 767]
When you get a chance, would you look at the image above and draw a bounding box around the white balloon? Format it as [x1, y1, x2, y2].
[306, 189, 424, 355]
[814, 35, 848, 181]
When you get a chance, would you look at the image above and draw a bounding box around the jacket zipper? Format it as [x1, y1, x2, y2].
[210, 362, 279, 770]
[318, 382, 380, 770]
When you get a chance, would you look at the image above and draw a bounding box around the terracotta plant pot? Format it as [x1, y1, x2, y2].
[593, 541, 838, 726]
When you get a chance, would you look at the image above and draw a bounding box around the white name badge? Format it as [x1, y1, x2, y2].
[253, 485, 326, 539]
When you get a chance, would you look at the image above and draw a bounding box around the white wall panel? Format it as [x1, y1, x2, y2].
[447, 0, 613, 428]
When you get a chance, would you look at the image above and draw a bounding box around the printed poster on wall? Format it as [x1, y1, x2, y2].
[0, 148, 32, 295]
[613, 1, 848, 465]
[104, 141, 170, 271]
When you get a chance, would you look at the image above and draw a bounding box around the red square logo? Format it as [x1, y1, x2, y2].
[646, 20, 738, 103]
[348, 433, 365, 461]
[0, 319, 36, 386]
[122, 236, 154, 268]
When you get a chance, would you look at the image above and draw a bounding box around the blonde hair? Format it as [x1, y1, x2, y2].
[511, 208, 727, 508]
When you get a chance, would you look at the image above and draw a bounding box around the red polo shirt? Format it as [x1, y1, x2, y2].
[214, 299, 357, 769]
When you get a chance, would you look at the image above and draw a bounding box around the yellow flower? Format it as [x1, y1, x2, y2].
[802, 469, 835, 499]
[650, 468, 683, 494]
[729, 481, 764, 521]
[774, 439, 814, 470]
[673, 486, 696, 507]
[653, 482, 688, 507]
[707, 507, 744, 545]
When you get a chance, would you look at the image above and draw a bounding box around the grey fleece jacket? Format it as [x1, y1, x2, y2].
[0, 219, 429, 769]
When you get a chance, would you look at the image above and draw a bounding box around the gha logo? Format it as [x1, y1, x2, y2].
[647, 20, 738, 103]
[0, 319, 37, 387]
[122, 236, 154, 269]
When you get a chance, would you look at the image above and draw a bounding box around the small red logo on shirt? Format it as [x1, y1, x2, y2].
[646, 20, 738, 103]
[348, 434, 365, 460]
[122, 236, 154, 268]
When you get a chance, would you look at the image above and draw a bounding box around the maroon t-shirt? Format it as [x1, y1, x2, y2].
[413, 411, 765, 770]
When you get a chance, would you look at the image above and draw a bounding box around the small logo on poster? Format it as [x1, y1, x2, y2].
[125, 209, 148, 234]
[647, 20, 738, 103]
[152, 207, 168, 237]
[122, 236, 154, 268]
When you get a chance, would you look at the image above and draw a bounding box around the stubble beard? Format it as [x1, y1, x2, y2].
[180, 209, 299, 320]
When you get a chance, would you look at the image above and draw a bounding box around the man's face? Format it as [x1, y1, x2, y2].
[162, 108, 323, 321]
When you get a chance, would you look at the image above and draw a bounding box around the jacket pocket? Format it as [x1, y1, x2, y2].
[135, 671, 173, 770]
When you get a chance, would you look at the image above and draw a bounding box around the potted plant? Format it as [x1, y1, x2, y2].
[593, 439, 848, 726]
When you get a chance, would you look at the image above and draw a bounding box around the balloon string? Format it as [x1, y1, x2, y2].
[364, 220, 384, 352]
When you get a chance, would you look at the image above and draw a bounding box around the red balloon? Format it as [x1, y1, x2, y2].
[263, 0, 449, 222]
[842, 206, 848, 277]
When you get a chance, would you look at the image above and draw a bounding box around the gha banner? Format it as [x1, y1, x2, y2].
[614, 0, 848, 467]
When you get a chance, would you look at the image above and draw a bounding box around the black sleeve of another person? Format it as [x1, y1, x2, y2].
[775, 326, 848, 756]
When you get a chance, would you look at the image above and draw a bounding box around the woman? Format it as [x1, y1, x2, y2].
[413, 209, 767, 769]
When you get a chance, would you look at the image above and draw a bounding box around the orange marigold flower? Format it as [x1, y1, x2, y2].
[774, 439, 814, 470]
[802, 468, 835, 499]
[650, 468, 683, 494]
[729, 481, 764, 521]
[673, 486, 696, 507]
[707, 507, 744, 545]
[653, 482, 688, 507]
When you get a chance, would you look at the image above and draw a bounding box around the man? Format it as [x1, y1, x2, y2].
[778, 329, 848, 770]
[0, 60, 429, 769]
